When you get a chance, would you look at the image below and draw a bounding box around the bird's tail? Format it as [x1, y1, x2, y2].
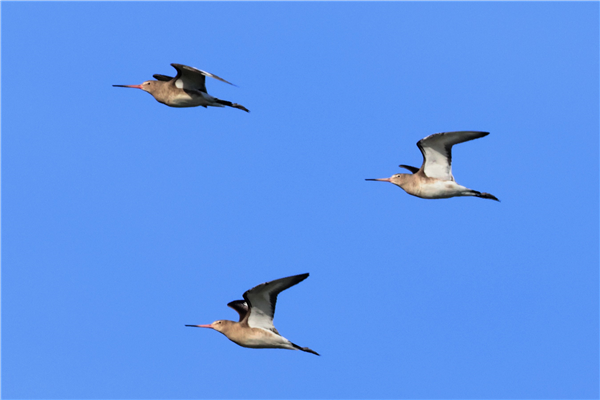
[214, 99, 250, 112]
[291, 342, 320, 356]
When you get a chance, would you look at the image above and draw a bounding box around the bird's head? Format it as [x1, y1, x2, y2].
[365, 173, 409, 188]
[112, 80, 158, 93]
[186, 320, 232, 334]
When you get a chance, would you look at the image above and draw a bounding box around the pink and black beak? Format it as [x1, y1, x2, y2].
[185, 324, 213, 329]
[112, 84, 143, 89]
[365, 178, 391, 182]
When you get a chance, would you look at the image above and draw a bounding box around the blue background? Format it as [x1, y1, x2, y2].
[2, 2, 598, 399]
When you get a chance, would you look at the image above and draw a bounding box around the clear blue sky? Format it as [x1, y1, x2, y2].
[2, 2, 598, 399]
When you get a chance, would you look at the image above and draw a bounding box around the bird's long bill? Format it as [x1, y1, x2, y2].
[185, 324, 213, 329]
[365, 178, 391, 182]
[112, 84, 143, 89]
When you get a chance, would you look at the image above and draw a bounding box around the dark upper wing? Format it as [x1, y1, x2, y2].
[243, 273, 309, 331]
[153, 74, 173, 82]
[171, 63, 236, 93]
[227, 300, 249, 323]
[399, 165, 420, 174]
[417, 131, 489, 181]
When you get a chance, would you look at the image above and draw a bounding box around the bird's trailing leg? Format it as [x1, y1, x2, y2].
[214, 99, 250, 112]
[470, 190, 500, 201]
[291, 342, 320, 356]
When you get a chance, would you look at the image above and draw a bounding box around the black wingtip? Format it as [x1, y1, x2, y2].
[296, 272, 310, 281]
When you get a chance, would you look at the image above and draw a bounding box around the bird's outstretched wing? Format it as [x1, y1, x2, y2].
[227, 300, 249, 323]
[153, 74, 173, 82]
[417, 131, 489, 180]
[171, 63, 236, 93]
[243, 273, 309, 333]
[399, 164, 420, 174]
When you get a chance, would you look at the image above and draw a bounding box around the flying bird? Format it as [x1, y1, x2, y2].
[186, 273, 319, 355]
[366, 131, 499, 201]
[113, 63, 249, 112]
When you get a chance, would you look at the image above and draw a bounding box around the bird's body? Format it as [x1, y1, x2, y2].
[145, 84, 221, 108]
[400, 175, 477, 199]
[367, 131, 499, 201]
[113, 63, 249, 112]
[211, 321, 300, 350]
[186, 273, 319, 355]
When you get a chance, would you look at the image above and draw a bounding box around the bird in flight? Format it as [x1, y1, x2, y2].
[186, 273, 319, 355]
[367, 131, 499, 201]
[113, 63, 249, 112]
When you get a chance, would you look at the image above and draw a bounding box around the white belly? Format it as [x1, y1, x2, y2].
[231, 329, 295, 350]
[413, 180, 470, 199]
[166, 91, 222, 108]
